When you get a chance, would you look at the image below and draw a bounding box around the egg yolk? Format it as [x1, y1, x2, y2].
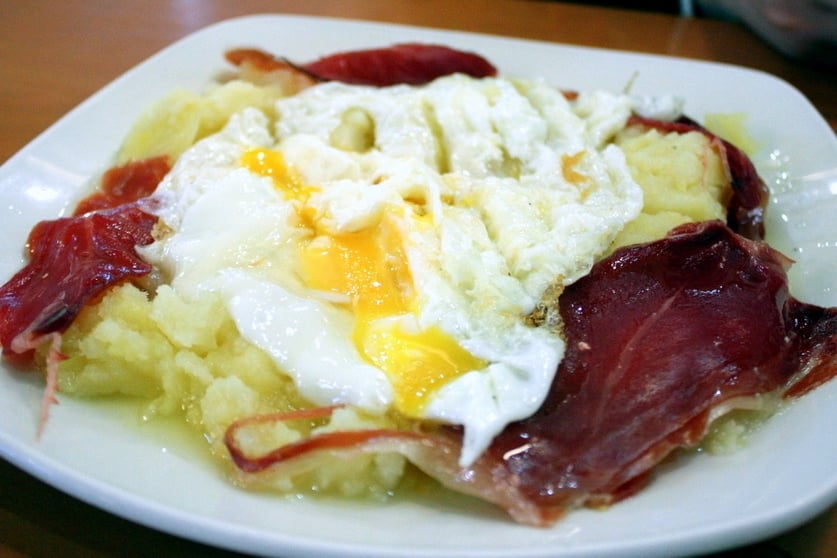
[240, 148, 313, 202]
[300, 219, 411, 318]
[242, 147, 487, 417]
[357, 320, 487, 417]
[240, 147, 319, 227]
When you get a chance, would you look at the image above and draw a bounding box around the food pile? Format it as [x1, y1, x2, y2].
[1, 43, 835, 526]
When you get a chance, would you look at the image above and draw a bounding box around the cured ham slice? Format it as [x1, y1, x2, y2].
[0, 159, 165, 362]
[224, 221, 837, 525]
[72, 155, 170, 216]
[0, 204, 157, 360]
[300, 43, 497, 85]
[225, 43, 497, 87]
[488, 221, 825, 513]
[0, 201, 157, 432]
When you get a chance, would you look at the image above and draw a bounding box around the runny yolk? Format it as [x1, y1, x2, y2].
[240, 147, 315, 202]
[300, 218, 487, 417]
[357, 320, 487, 418]
[300, 219, 411, 319]
[240, 147, 319, 227]
[241, 147, 487, 417]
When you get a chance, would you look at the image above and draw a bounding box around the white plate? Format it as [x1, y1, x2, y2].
[1, 14, 836, 558]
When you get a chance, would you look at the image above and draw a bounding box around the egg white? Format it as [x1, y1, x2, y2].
[143, 74, 644, 466]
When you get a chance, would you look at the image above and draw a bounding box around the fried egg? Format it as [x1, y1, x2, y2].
[142, 74, 643, 465]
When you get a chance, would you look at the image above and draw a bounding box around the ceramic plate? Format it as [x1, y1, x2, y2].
[1, 15, 836, 558]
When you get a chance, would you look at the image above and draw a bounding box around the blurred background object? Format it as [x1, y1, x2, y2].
[555, 0, 837, 66]
[695, 0, 837, 66]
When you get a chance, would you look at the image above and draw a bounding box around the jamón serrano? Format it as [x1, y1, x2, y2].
[225, 43, 497, 87]
[489, 221, 836, 515]
[0, 158, 166, 362]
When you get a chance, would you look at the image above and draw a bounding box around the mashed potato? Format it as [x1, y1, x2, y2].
[609, 127, 729, 250]
[59, 283, 408, 498]
[56, 66, 734, 500]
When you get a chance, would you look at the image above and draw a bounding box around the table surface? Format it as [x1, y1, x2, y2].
[0, 1, 835, 557]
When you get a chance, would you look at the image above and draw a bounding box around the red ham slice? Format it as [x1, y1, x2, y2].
[0, 159, 166, 361]
[0, 203, 157, 360]
[225, 43, 497, 87]
[488, 221, 817, 512]
[300, 43, 497, 85]
[72, 155, 170, 216]
[0, 159, 164, 430]
[0, 202, 158, 432]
